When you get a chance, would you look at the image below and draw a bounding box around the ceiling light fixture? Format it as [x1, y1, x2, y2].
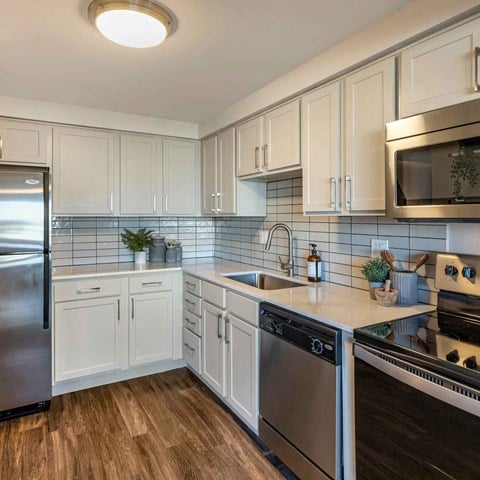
[88, 0, 175, 48]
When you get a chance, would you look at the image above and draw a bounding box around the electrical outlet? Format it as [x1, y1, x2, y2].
[371, 239, 389, 258]
[259, 230, 269, 245]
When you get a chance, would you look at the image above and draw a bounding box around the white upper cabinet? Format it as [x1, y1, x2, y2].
[53, 126, 118, 215]
[236, 100, 300, 179]
[163, 139, 200, 216]
[202, 135, 218, 214]
[0, 119, 51, 166]
[264, 99, 300, 172]
[400, 18, 480, 117]
[120, 134, 160, 215]
[236, 117, 263, 177]
[302, 82, 342, 214]
[216, 128, 236, 214]
[344, 57, 395, 214]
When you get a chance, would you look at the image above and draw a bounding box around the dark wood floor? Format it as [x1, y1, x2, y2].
[0, 368, 285, 480]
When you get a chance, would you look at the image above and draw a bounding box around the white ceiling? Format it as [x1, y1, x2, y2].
[0, 0, 410, 123]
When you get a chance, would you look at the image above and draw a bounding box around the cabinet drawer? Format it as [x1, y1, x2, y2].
[227, 291, 259, 327]
[184, 292, 201, 317]
[202, 281, 226, 309]
[184, 274, 202, 297]
[129, 274, 172, 294]
[183, 328, 201, 374]
[54, 278, 122, 302]
[184, 310, 202, 337]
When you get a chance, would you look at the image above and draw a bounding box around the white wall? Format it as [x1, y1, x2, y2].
[0, 96, 199, 139]
[199, 0, 480, 137]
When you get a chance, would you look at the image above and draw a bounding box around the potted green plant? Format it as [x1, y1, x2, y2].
[360, 257, 391, 300]
[121, 228, 154, 264]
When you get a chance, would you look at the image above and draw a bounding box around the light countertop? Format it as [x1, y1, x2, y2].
[53, 258, 435, 332]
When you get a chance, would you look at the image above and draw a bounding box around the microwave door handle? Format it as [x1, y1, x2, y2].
[475, 47, 480, 92]
[354, 343, 480, 419]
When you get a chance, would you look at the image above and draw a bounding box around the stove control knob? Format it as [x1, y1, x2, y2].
[461, 266, 476, 279]
[463, 356, 477, 369]
[446, 349, 460, 363]
[311, 338, 324, 355]
[444, 265, 458, 277]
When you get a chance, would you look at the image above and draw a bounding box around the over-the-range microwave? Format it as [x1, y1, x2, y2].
[386, 99, 480, 219]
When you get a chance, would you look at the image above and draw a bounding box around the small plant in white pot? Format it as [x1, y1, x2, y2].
[121, 228, 154, 265]
[360, 257, 391, 300]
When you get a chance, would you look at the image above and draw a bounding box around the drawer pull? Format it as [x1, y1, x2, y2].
[117, 299, 120, 321]
[224, 315, 230, 344]
[185, 317, 196, 326]
[184, 342, 195, 352]
[131, 298, 135, 320]
[141, 281, 163, 287]
[217, 314, 222, 339]
[185, 281, 196, 289]
[185, 299, 195, 306]
[76, 287, 101, 294]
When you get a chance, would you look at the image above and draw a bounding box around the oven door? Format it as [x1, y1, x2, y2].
[386, 122, 480, 218]
[354, 343, 480, 480]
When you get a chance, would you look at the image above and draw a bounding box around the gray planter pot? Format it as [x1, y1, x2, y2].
[368, 281, 384, 300]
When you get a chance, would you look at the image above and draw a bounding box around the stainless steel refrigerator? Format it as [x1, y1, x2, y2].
[0, 165, 51, 421]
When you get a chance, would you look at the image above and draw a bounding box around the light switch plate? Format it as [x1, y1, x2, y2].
[259, 230, 269, 245]
[371, 239, 389, 257]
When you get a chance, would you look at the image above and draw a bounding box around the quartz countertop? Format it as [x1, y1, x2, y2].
[53, 258, 435, 332]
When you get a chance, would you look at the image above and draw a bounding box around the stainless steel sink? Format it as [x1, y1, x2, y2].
[223, 272, 305, 290]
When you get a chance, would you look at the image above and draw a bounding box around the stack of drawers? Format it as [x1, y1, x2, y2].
[183, 274, 202, 374]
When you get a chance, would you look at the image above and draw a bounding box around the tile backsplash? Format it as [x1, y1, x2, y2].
[51, 217, 215, 267]
[52, 177, 451, 305]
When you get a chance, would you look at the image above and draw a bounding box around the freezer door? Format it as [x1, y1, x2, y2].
[0, 167, 48, 254]
[0, 254, 51, 411]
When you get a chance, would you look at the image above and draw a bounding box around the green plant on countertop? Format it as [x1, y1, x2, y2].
[121, 228, 154, 252]
[360, 257, 391, 282]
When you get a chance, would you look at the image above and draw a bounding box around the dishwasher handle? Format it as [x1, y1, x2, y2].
[354, 342, 480, 419]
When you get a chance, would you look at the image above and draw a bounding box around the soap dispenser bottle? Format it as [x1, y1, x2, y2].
[307, 243, 321, 282]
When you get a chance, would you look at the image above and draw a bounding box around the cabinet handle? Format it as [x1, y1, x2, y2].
[263, 144, 268, 169]
[475, 47, 480, 92]
[117, 299, 120, 321]
[217, 314, 222, 339]
[216, 193, 222, 212]
[345, 175, 352, 211]
[184, 342, 195, 352]
[109, 193, 114, 213]
[185, 317, 196, 326]
[185, 281, 195, 289]
[131, 298, 135, 320]
[255, 146, 260, 170]
[210, 193, 216, 213]
[185, 298, 195, 307]
[330, 177, 337, 209]
[164, 194, 168, 213]
[224, 315, 230, 344]
[0, 136, 3, 160]
[153, 194, 157, 213]
[76, 287, 101, 294]
[141, 281, 162, 287]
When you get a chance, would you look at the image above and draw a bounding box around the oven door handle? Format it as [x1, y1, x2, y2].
[354, 342, 480, 418]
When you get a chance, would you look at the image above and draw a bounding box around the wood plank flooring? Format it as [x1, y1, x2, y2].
[0, 368, 285, 480]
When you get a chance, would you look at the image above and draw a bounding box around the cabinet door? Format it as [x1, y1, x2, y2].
[400, 18, 480, 117]
[264, 99, 300, 172]
[344, 57, 395, 213]
[217, 128, 236, 214]
[226, 315, 258, 431]
[120, 134, 159, 215]
[54, 297, 121, 382]
[53, 126, 117, 215]
[129, 292, 173, 366]
[302, 83, 341, 213]
[201, 302, 226, 396]
[201, 136, 218, 214]
[163, 139, 199, 215]
[0, 119, 51, 166]
[236, 116, 263, 177]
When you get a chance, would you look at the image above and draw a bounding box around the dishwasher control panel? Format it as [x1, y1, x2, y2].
[259, 303, 341, 365]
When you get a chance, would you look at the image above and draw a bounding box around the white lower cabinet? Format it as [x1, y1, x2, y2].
[54, 296, 122, 382]
[129, 291, 173, 366]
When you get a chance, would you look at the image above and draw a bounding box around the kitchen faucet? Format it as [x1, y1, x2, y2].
[265, 223, 294, 277]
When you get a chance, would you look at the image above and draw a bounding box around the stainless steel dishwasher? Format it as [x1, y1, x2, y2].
[259, 303, 342, 480]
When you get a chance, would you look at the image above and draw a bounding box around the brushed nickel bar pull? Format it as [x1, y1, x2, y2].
[216, 193, 222, 212]
[0, 136, 3, 159]
[475, 47, 480, 92]
[263, 144, 268, 169]
[131, 298, 135, 320]
[184, 299, 195, 306]
[184, 342, 195, 352]
[255, 146, 260, 170]
[117, 299, 120, 321]
[330, 177, 337, 209]
[345, 175, 352, 211]
[217, 314, 222, 339]
[185, 317, 196, 326]
[110, 193, 114, 213]
[164, 193, 168, 213]
[76, 287, 101, 294]
[224, 315, 230, 344]
[210, 193, 216, 212]
[141, 281, 163, 286]
[153, 193, 157, 213]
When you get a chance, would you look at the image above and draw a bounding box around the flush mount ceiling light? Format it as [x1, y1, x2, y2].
[88, 0, 175, 48]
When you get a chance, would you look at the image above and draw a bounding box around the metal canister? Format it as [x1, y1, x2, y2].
[149, 234, 166, 263]
[165, 245, 177, 263]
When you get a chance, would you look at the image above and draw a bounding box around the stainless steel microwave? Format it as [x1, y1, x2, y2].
[386, 99, 480, 219]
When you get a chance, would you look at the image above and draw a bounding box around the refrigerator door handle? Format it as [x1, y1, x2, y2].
[43, 255, 50, 330]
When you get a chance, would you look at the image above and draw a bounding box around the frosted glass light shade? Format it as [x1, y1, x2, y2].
[88, 0, 174, 48]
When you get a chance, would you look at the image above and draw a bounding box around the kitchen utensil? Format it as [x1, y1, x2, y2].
[413, 254, 429, 273]
[390, 271, 418, 305]
[381, 250, 396, 272]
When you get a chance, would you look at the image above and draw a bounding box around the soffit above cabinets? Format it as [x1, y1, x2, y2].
[0, 0, 410, 123]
